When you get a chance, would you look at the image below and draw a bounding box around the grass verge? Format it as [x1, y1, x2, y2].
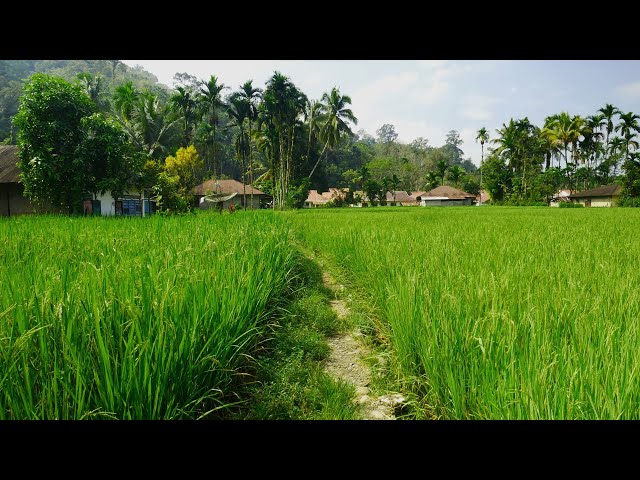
[227, 250, 360, 420]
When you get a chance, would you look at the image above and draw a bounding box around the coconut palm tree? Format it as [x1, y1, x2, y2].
[308, 87, 358, 179]
[113, 81, 139, 123]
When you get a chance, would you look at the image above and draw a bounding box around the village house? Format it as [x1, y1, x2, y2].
[0, 145, 36, 216]
[549, 189, 573, 207]
[303, 188, 348, 208]
[476, 189, 490, 205]
[193, 179, 271, 210]
[415, 185, 476, 206]
[568, 185, 621, 207]
[1, 144, 154, 217]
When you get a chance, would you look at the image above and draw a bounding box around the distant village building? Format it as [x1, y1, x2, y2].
[379, 191, 419, 207]
[549, 189, 572, 207]
[1, 145, 154, 217]
[568, 185, 621, 207]
[193, 179, 271, 210]
[415, 186, 476, 206]
[476, 189, 490, 205]
[0, 145, 36, 217]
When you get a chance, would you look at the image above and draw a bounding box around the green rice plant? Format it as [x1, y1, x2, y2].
[0, 211, 293, 419]
[288, 207, 640, 419]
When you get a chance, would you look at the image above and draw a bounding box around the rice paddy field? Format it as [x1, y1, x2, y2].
[0, 212, 293, 419]
[289, 207, 640, 419]
[3, 206, 640, 420]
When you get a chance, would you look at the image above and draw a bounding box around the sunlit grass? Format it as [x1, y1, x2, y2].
[0, 211, 293, 419]
[288, 207, 640, 419]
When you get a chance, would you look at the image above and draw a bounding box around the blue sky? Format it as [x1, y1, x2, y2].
[122, 60, 640, 167]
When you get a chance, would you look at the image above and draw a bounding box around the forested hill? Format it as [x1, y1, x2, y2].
[0, 60, 168, 142]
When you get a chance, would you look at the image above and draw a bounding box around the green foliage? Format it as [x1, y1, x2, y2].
[559, 202, 584, 208]
[13, 74, 95, 212]
[231, 252, 357, 420]
[155, 145, 204, 215]
[76, 113, 142, 200]
[287, 176, 311, 209]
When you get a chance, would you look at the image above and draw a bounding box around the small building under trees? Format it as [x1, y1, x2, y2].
[193, 179, 270, 210]
[416, 185, 476, 206]
[568, 185, 621, 207]
[0, 145, 63, 216]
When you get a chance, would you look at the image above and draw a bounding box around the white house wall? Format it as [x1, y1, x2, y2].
[96, 188, 140, 216]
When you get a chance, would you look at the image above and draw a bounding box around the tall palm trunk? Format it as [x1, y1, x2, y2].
[248, 119, 254, 210]
[309, 138, 330, 179]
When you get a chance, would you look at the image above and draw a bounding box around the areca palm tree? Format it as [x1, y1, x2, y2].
[308, 87, 358, 179]
[493, 119, 519, 172]
[475, 127, 489, 194]
[238, 80, 262, 209]
[169, 86, 197, 147]
[227, 93, 251, 208]
[598, 104, 621, 152]
[615, 111, 640, 166]
[199, 75, 228, 176]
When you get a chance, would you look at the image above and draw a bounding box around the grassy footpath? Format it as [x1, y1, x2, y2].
[227, 249, 360, 420]
[288, 207, 640, 419]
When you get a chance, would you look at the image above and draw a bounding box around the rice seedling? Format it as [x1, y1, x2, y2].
[288, 207, 640, 419]
[0, 211, 293, 419]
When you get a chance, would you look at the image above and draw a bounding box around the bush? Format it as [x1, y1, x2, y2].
[618, 196, 640, 207]
[559, 202, 584, 208]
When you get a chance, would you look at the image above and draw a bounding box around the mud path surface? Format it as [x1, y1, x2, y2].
[321, 271, 404, 420]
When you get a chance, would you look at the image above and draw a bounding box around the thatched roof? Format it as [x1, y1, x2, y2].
[0, 145, 20, 184]
[418, 185, 475, 200]
[193, 179, 268, 196]
[568, 185, 621, 198]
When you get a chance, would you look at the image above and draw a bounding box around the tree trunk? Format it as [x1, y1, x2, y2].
[309, 139, 330, 179]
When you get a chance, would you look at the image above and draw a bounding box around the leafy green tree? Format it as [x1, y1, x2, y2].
[76, 73, 109, 113]
[447, 165, 466, 188]
[76, 113, 142, 201]
[13, 74, 95, 212]
[481, 153, 512, 202]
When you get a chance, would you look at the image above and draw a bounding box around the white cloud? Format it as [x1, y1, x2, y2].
[615, 81, 640, 99]
[459, 94, 503, 121]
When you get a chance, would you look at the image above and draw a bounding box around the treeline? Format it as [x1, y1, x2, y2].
[480, 106, 640, 206]
[9, 60, 487, 214]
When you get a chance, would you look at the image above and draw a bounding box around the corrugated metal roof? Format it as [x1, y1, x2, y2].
[568, 185, 621, 198]
[0, 145, 20, 184]
[193, 179, 268, 196]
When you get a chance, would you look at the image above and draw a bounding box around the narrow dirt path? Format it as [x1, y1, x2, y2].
[321, 271, 404, 420]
